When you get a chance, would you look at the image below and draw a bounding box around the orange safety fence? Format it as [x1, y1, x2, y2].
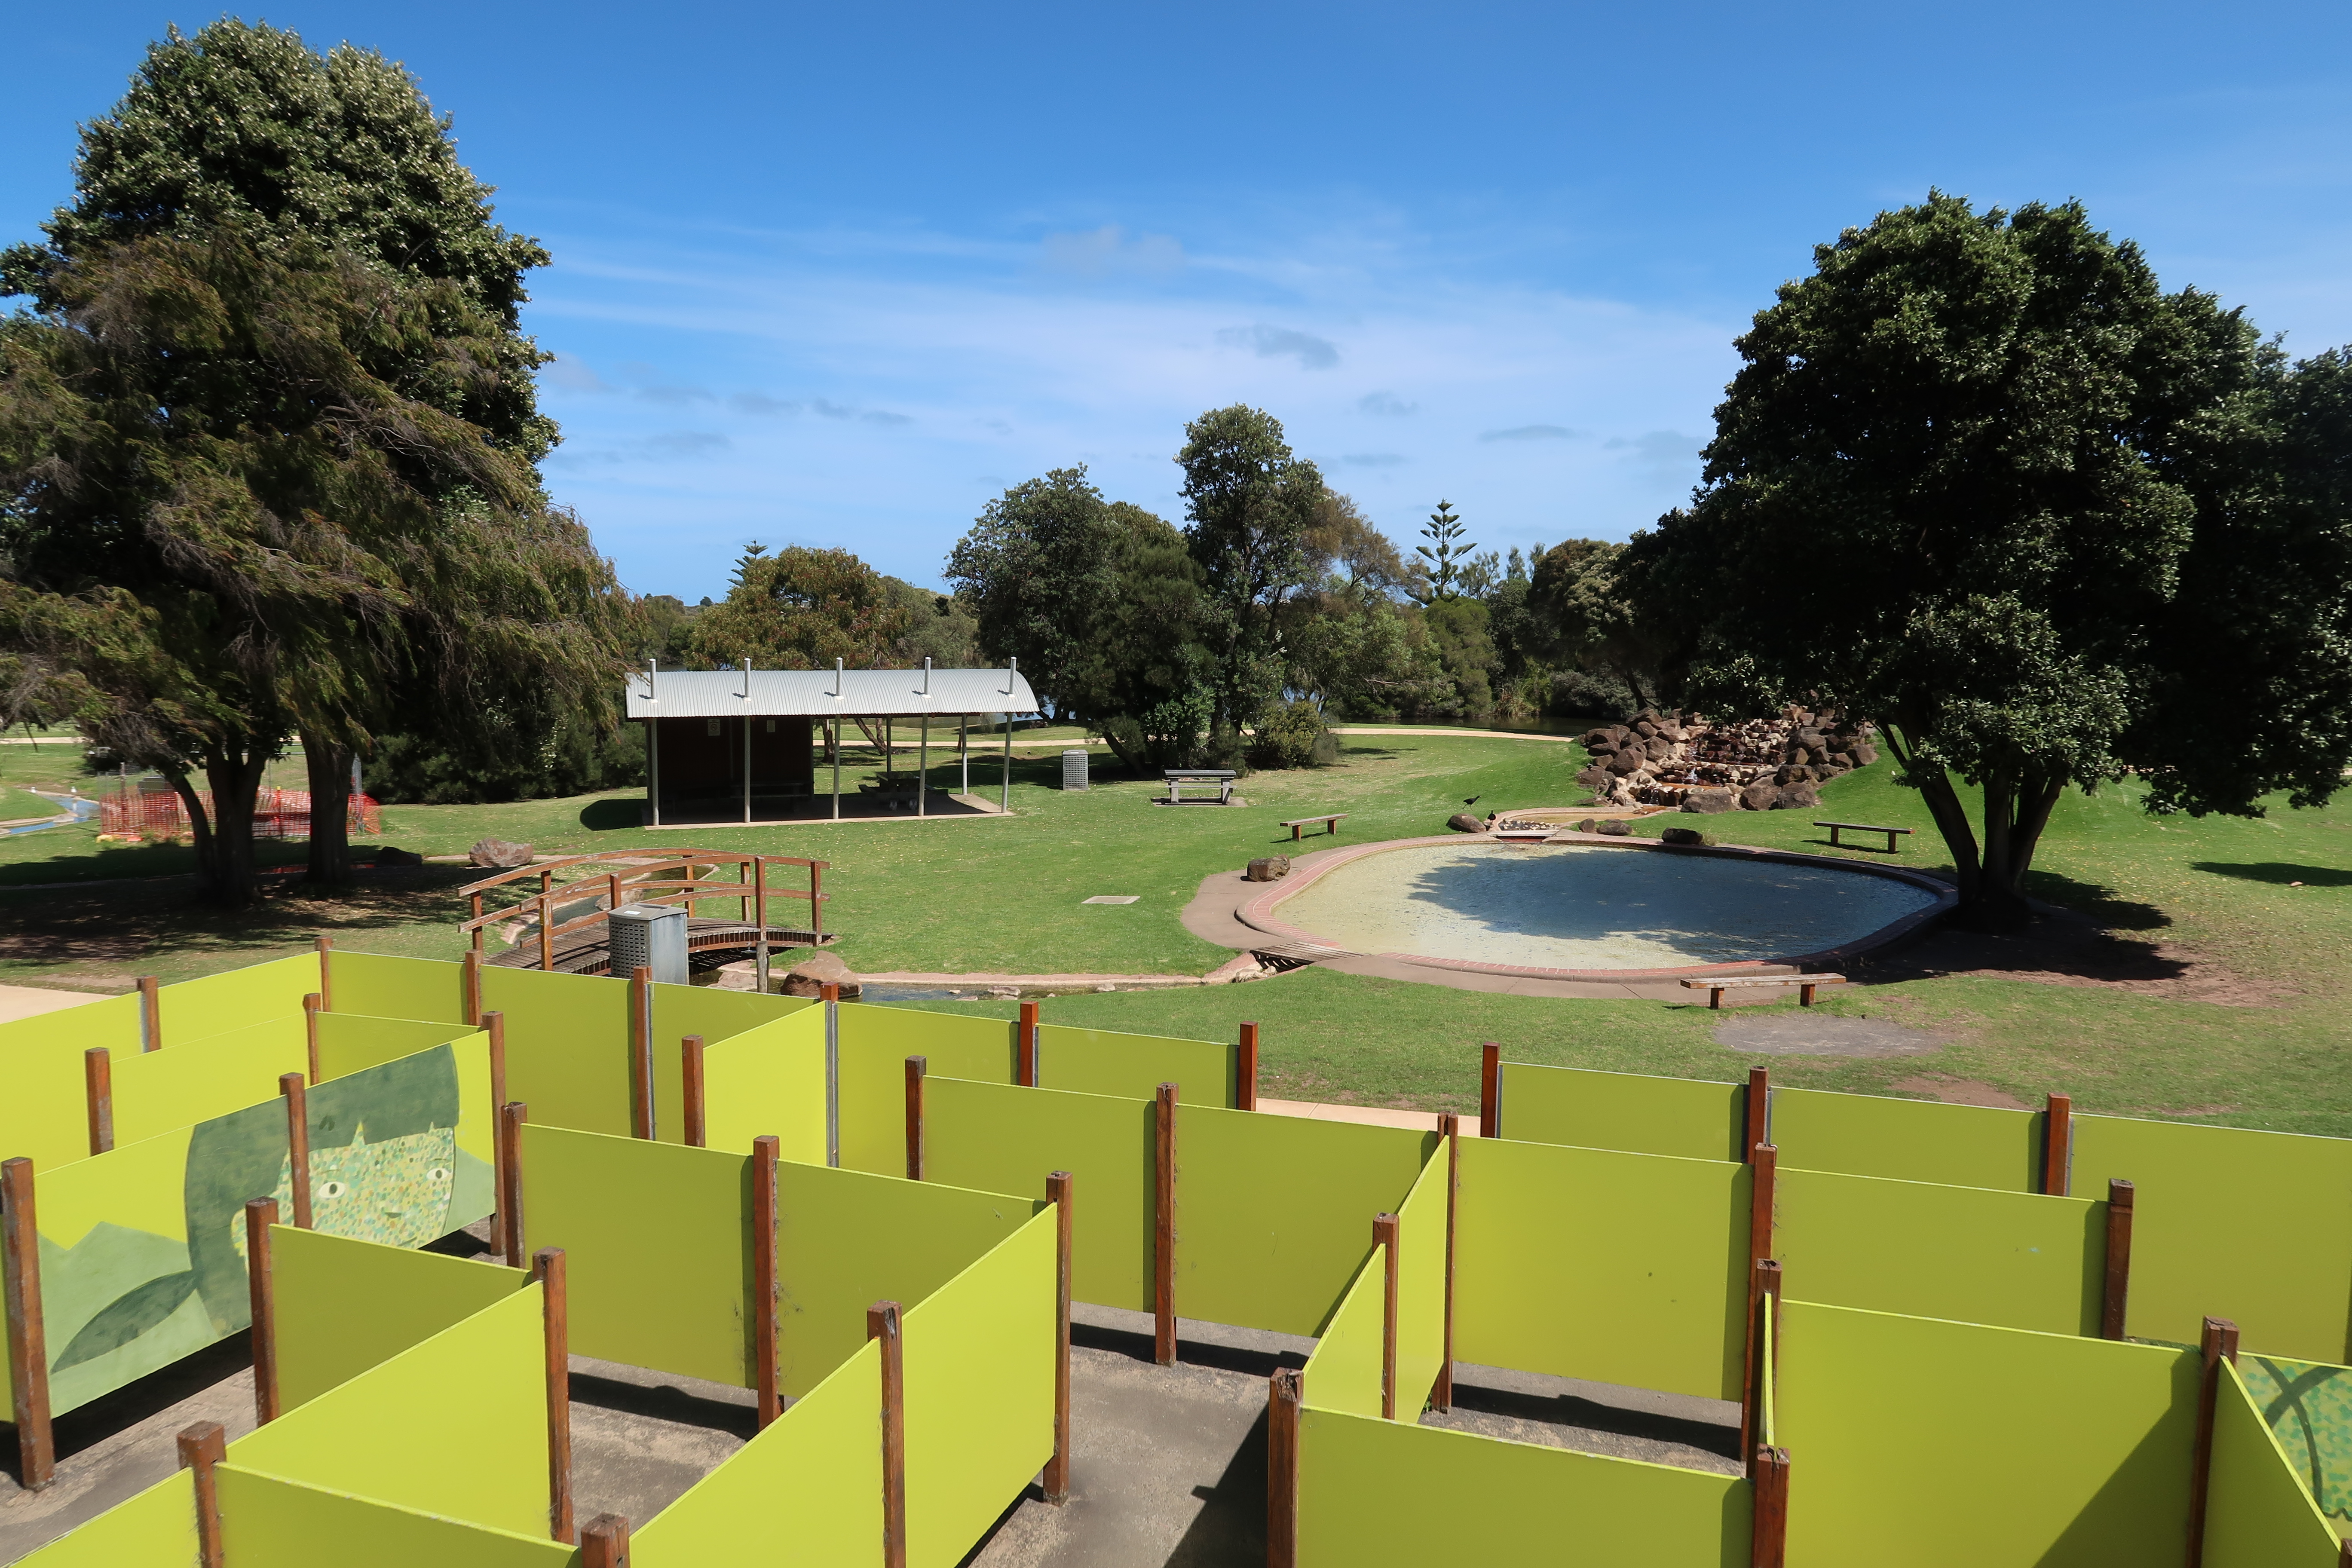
[99, 784, 383, 842]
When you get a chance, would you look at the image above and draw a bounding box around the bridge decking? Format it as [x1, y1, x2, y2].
[484, 916, 837, 976]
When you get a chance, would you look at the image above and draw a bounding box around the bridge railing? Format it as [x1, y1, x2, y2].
[457, 850, 830, 971]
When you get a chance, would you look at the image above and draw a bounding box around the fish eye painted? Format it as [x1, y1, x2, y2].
[320, 1181, 347, 1199]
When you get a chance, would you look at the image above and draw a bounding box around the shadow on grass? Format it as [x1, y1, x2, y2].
[2190, 861, 2352, 888]
[577, 796, 643, 832]
[2020, 869, 2171, 931]
[0, 866, 477, 972]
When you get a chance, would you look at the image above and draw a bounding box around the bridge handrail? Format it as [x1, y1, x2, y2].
[461, 848, 830, 966]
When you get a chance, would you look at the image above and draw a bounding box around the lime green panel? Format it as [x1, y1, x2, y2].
[1770, 1087, 2042, 1193]
[330, 952, 468, 1026]
[904, 1210, 1059, 1568]
[648, 985, 812, 1145]
[776, 1160, 1036, 1399]
[634, 1338, 883, 1568]
[27, 1126, 200, 1418]
[163, 954, 322, 1044]
[2206, 1360, 2345, 1565]
[1037, 1023, 1235, 1106]
[1774, 1167, 2102, 1335]
[2241, 1353, 2352, 1533]
[702, 1009, 829, 1165]
[1777, 1300, 2196, 1566]
[1175, 1109, 1432, 1337]
[1454, 1136, 1748, 1400]
[1501, 1062, 1747, 1162]
[13, 1467, 196, 1567]
[109, 1019, 306, 1148]
[229, 1286, 552, 1536]
[924, 1077, 1154, 1311]
[1300, 1247, 1387, 1418]
[273, 1225, 527, 1409]
[316, 1015, 478, 1081]
[517, 1125, 752, 1387]
[2074, 1115, 2352, 1361]
[837, 1004, 1016, 1175]
[0, 995, 143, 1170]
[1393, 1150, 1448, 1417]
[479, 966, 632, 1136]
[214, 1465, 574, 1567]
[1297, 1406, 1746, 1568]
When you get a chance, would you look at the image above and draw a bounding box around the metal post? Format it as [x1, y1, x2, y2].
[743, 713, 752, 826]
[831, 720, 841, 821]
[1002, 713, 1013, 813]
[885, 716, 893, 782]
[649, 718, 662, 828]
[960, 715, 969, 797]
[918, 714, 928, 817]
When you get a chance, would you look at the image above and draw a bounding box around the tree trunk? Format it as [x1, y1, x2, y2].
[303, 732, 354, 887]
[197, 746, 270, 907]
[1879, 720, 1989, 912]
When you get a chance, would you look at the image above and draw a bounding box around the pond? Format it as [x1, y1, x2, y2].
[1272, 842, 1939, 970]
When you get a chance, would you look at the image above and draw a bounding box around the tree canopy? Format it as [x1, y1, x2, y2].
[1620, 193, 2352, 920]
[690, 544, 914, 671]
[1176, 405, 1323, 738]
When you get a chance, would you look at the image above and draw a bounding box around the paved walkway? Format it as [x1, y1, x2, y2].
[0, 983, 106, 1023]
[1329, 725, 1577, 742]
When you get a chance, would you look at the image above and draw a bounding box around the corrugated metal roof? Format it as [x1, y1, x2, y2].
[624, 666, 1038, 720]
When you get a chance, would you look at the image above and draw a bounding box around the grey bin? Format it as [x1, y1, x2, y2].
[1062, 749, 1089, 791]
[607, 903, 689, 985]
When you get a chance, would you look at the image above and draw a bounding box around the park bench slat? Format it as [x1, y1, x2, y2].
[1813, 820, 1913, 851]
[1680, 973, 1847, 1009]
[1278, 813, 1347, 841]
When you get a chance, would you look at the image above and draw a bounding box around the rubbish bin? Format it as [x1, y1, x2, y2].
[607, 903, 689, 985]
[1062, 749, 1090, 791]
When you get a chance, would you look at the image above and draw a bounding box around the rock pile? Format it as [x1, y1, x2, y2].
[1574, 707, 1880, 814]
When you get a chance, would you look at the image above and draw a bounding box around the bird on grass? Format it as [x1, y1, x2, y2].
[1462, 796, 1482, 807]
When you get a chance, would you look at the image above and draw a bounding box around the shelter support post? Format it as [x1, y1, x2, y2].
[1002, 717, 1012, 812]
[178, 1423, 226, 1568]
[3, 1157, 54, 1490]
[832, 720, 841, 821]
[1267, 1368, 1302, 1568]
[1155, 1082, 1179, 1365]
[1045, 1170, 1074, 1504]
[960, 715, 969, 796]
[2102, 1179, 2134, 1339]
[649, 718, 662, 827]
[743, 714, 751, 825]
[1436, 1113, 1459, 1411]
[870, 1301, 907, 1568]
[537, 1248, 574, 1544]
[919, 715, 928, 817]
[246, 1198, 281, 1423]
[281, 1075, 313, 1229]
[753, 1136, 781, 1427]
[84, 1047, 113, 1156]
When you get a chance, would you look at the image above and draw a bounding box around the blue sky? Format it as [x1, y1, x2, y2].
[7, 3, 2351, 599]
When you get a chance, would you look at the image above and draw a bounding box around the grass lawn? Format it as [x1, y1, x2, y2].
[0, 731, 2343, 1138]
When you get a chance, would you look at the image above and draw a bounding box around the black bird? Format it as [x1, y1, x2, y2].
[1462, 796, 1481, 807]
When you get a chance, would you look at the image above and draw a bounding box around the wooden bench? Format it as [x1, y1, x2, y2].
[1163, 769, 1237, 804]
[1815, 821, 1913, 853]
[1680, 973, 1847, 1010]
[1279, 813, 1347, 841]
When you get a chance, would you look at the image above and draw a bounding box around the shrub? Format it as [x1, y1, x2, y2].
[1248, 701, 1334, 770]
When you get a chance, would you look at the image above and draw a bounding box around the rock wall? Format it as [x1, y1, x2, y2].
[1573, 707, 1880, 813]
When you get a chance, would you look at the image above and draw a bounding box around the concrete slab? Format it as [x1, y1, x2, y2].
[0, 984, 105, 1023]
[568, 1356, 753, 1528]
[1424, 1362, 1741, 1475]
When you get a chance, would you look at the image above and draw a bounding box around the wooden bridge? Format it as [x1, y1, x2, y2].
[460, 849, 835, 980]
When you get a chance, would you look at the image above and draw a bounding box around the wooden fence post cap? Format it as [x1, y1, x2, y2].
[532, 1247, 564, 1280]
[867, 1300, 901, 1337]
[176, 1421, 227, 1466]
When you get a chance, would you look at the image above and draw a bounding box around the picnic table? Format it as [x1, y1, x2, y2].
[1815, 821, 1913, 853]
[1163, 769, 1237, 804]
[1278, 813, 1346, 841]
[1680, 974, 1847, 1009]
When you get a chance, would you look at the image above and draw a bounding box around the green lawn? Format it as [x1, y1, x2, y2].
[0, 732, 2343, 1138]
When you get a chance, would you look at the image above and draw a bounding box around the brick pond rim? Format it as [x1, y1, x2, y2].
[1233, 831, 1959, 983]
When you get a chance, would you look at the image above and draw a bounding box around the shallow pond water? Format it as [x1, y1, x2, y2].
[1275, 842, 1936, 969]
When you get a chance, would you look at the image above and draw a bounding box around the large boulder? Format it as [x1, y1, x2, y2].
[781, 950, 859, 998]
[1740, 782, 1782, 811]
[1773, 782, 1821, 809]
[1246, 856, 1291, 882]
[1659, 826, 1708, 847]
[469, 838, 533, 868]
[1633, 720, 1658, 738]
[1575, 765, 1614, 793]
[1607, 749, 1646, 775]
[1447, 812, 1487, 833]
[1596, 818, 1632, 836]
[1683, 788, 1737, 814]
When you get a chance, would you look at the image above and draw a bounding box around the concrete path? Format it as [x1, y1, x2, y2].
[1329, 726, 1575, 742]
[0, 984, 105, 1023]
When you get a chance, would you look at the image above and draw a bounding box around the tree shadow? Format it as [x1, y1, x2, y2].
[2019, 870, 2171, 932]
[577, 796, 642, 832]
[2190, 861, 2352, 888]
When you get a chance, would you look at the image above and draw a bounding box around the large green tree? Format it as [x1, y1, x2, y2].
[1622, 193, 2352, 922]
[689, 545, 913, 670]
[0, 20, 623, 885]
[1176, 406, 1323, 742]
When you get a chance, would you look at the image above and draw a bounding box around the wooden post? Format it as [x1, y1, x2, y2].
[580, 1514, 631, 1568]
[1749, 1143, 1777, 1269]
[1750, 1444, 1790, 1568]
[178, 1421, 227, 1568]
[2042, 1093, 2073, 1197]
[138, 974, 160, 1051]
[3, 1157, 54, 1490]
[1237, 1022, 1259, 1111]
[1267, 1367, 1302, 1568]
[1044, 1170, 1075, 1504]
[1437, 1113, 1459, 1412]
[903, 1057, 927, 1181]
[462, 949, 483, 1026]
[682, 1037, 708, 1148]
[1744, 1066, 1770, 1162]
[303, 992, 322, 1085]
[1374, 1212, 1401, 1419]
[246, 1197, 281, 1423]
[314, 935, 334, 1010]
[539, 891, 554, 971]
[753, 856, 771, 993]
[1017, 1000, 1038, 1087]
[484, 1014, 510, 1257]
[870, 1301, 907, 1568]
[500, 1102, 529, 1268]
[1479, 1042, 1501, 1139]
[2102, 1179, 2135, 1341]
[2187, 1315, 2240, 1568]
[83, 1047, 113, 1156]
[628, 967, 654, 1140]
[281, 1073, 313, 1229]
[1155, 1081, 1179, 1366]
[752, 1136, 781, 1427]
[1743, 1257, 1783, 1464]
[536, 1248, 574, 1544]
